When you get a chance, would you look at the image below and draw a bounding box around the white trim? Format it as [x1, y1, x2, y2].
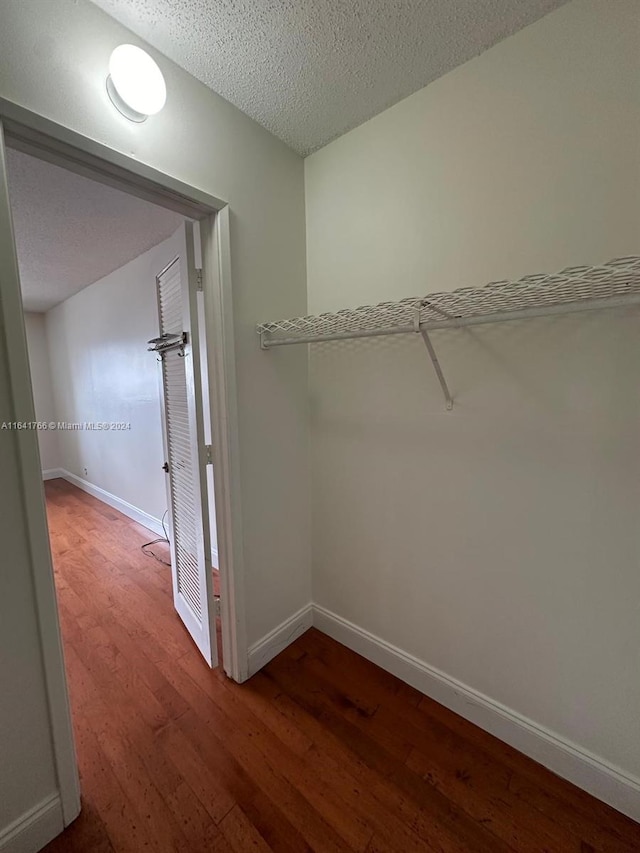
[202, 208, 249, 682]
[57, 469, 165, 537]
[0, 794, 64, 853]
[248, 603, 314, 677]
[42, 468, 64, 481]
[1, 98, 224, 219]
[211, 547, 219, 569]
[312, 604, 640, 824]
[0, 120, 81, 826]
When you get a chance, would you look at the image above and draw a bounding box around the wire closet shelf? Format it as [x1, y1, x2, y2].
[257, 255, 640, 409]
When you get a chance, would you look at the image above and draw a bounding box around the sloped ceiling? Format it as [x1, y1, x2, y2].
[90, 0, 568, 155]
[7, 148, 183, 312]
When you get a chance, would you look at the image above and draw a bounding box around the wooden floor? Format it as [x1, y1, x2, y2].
[43, 479, 639, 853]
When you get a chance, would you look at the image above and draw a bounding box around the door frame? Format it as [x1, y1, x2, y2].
[0, 97, 248, 825]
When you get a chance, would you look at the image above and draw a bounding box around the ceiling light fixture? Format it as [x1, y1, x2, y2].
[106, 44, 167, 122]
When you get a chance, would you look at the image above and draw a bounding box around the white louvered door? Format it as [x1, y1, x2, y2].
[156, 222, 217, 667]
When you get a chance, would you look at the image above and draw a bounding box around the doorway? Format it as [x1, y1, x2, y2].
[8, 144, 221, 666]
[0, 105, 247, 827]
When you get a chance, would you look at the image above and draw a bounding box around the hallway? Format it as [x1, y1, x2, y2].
[42, 479, 639, 852]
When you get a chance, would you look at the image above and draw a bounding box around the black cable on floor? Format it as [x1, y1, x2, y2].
[141, 510, 171, 566]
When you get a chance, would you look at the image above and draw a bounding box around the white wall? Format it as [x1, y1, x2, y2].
[0, 0, 309, 843]
[23, 312, 60, 472]
[305, 0, 640, 801]
[46, 230, 181, 526]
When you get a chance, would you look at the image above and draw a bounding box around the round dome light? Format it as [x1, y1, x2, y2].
[107, 44, 166, 122]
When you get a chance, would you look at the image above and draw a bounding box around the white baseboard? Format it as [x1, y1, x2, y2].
[248, 603, 314, 677]
[42, 468, 64, 481]
[58, 469, 165, 538]
[52, 469, 218, 569]
[312, 604, 640, 824]
[0, 794, 64, 853]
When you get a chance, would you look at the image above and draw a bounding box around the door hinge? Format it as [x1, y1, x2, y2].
[214, 596, 221, 618]
[204, 444, 213, 465]
[196, 269, 203, 291]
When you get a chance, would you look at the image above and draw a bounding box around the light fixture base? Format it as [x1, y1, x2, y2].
[106, 75, 147, 123]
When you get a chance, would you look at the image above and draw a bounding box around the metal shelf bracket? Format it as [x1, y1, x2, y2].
[413, 301, 453, 410]
[420, 329, 453, 411]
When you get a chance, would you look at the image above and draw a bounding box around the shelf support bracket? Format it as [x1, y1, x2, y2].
[419, 330, 453, 411]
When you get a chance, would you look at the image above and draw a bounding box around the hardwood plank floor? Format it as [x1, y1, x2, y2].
[42, 479, 639, 852]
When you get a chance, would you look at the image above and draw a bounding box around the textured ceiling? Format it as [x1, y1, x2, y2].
[6, 148, 183, 312]
[90, 0, 567, 155]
